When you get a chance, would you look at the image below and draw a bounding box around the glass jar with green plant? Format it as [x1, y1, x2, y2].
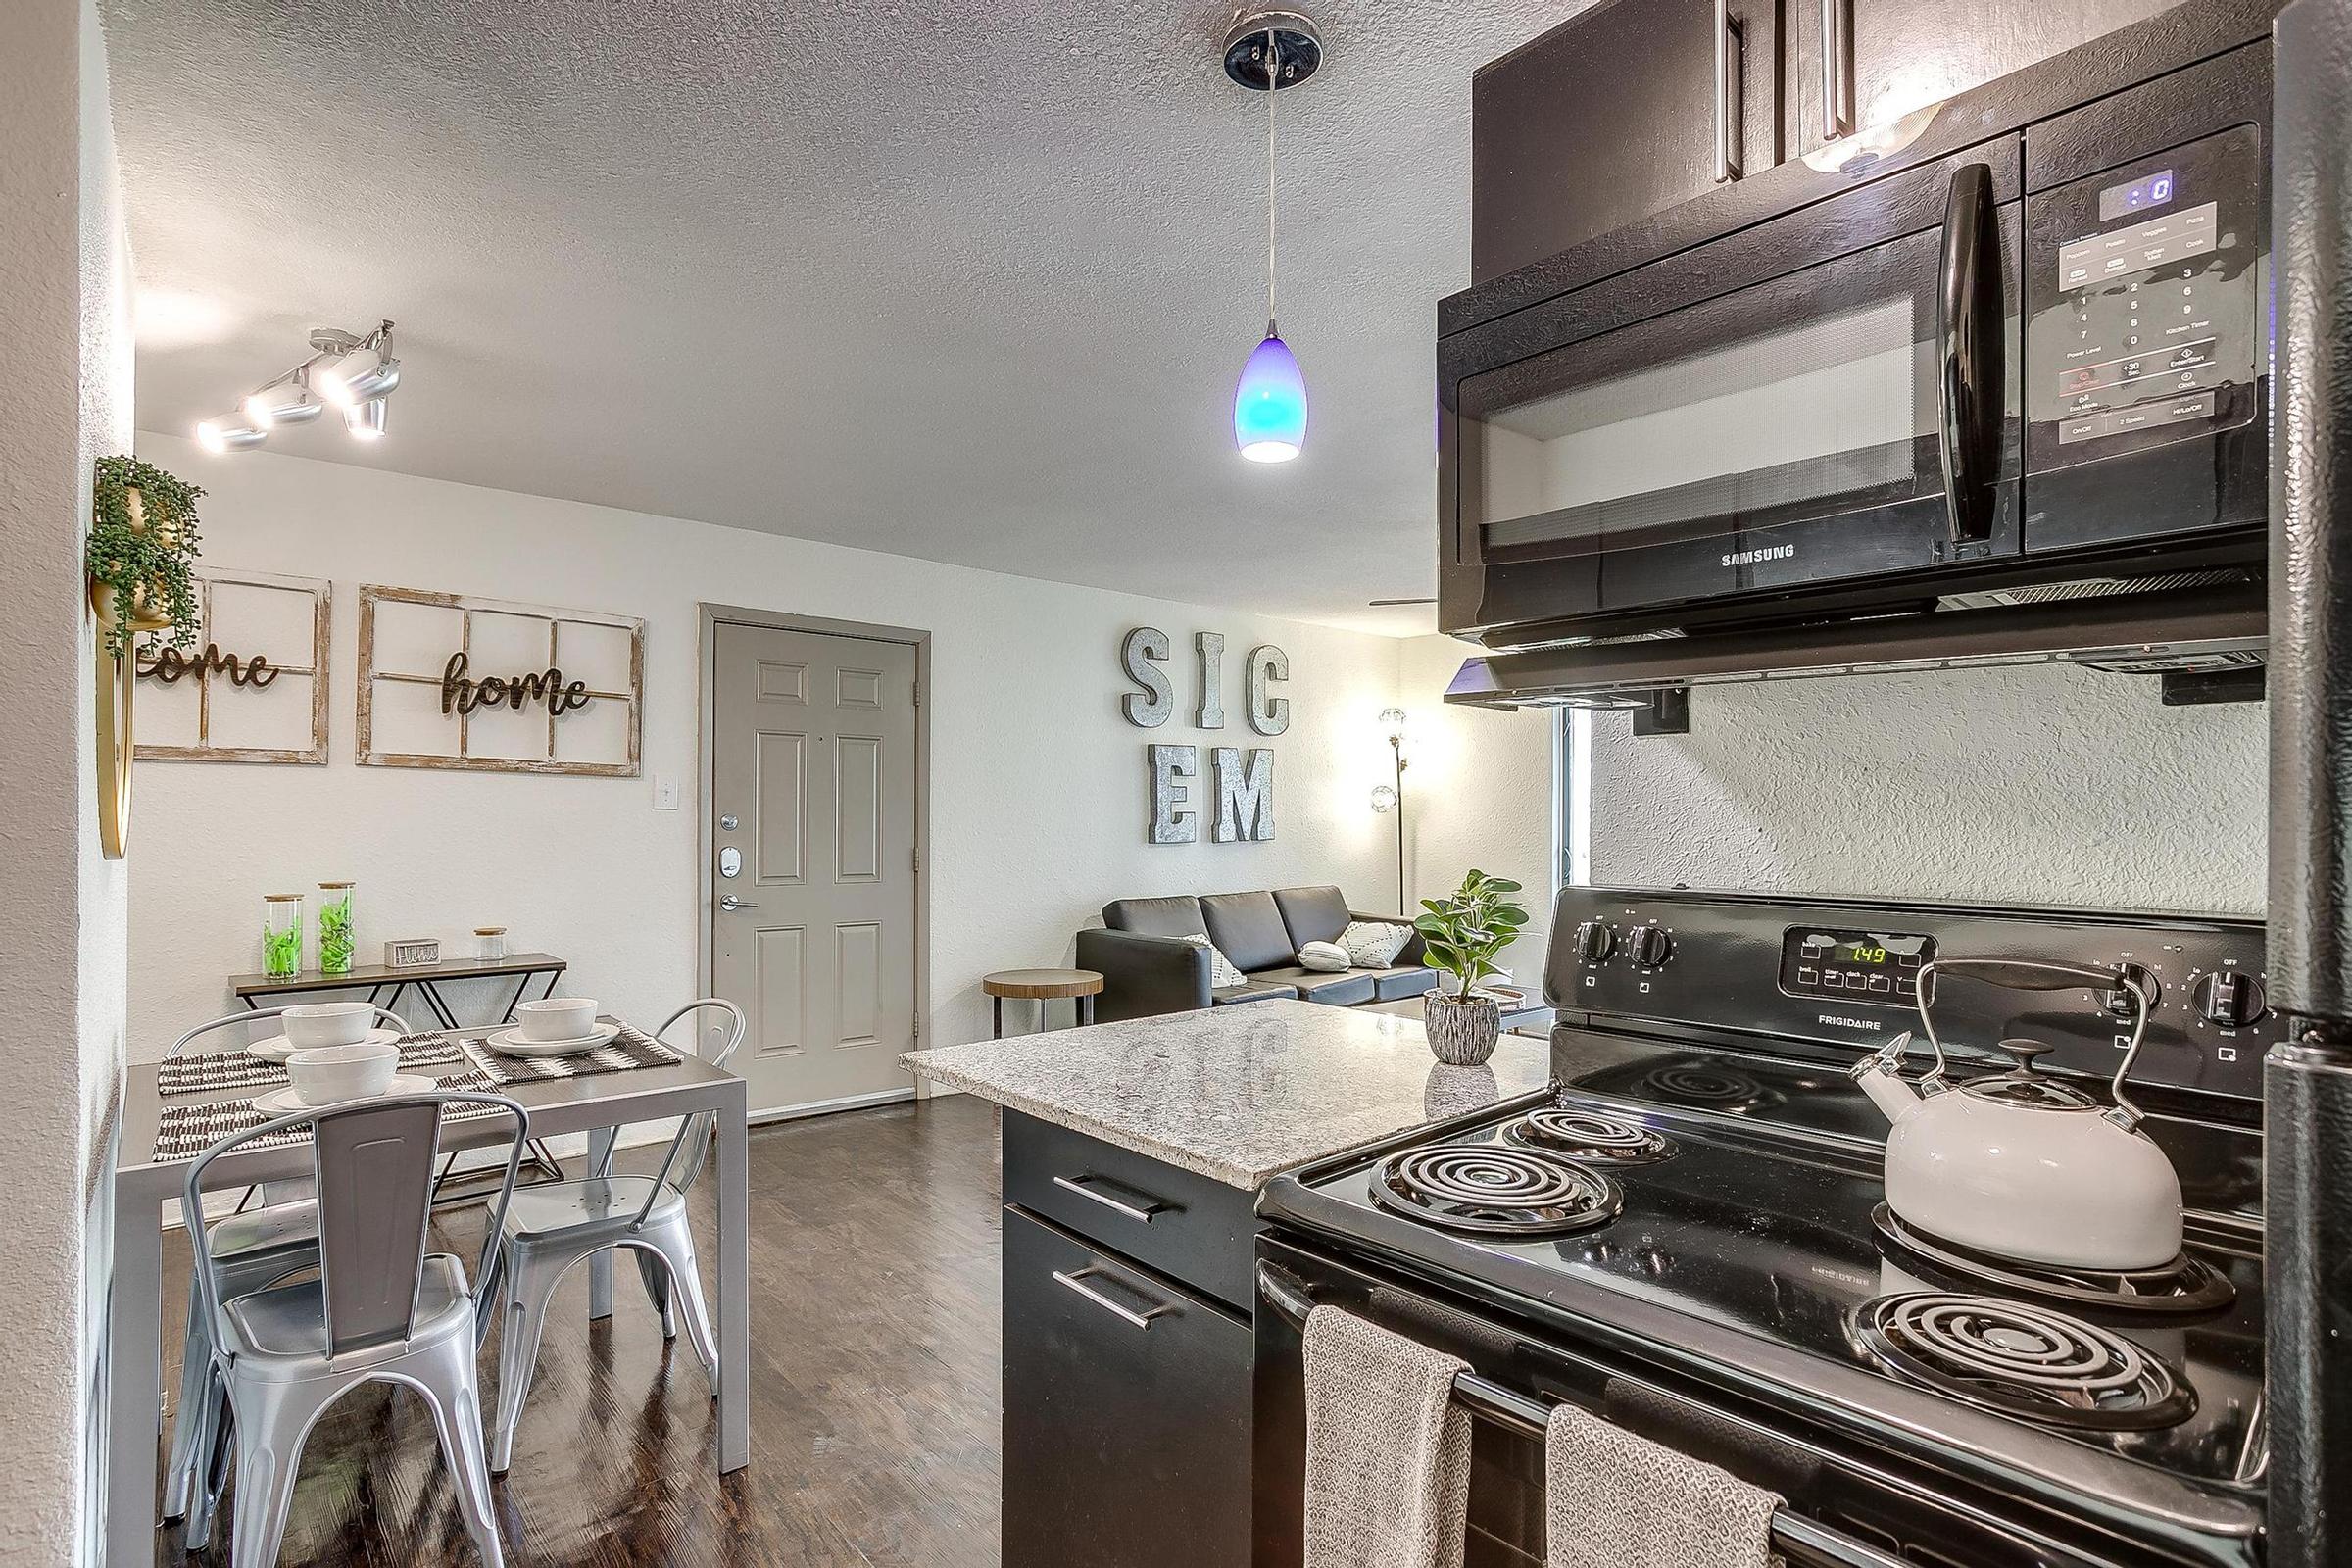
[318, 882, 357, 975]
[263, 893, 304, 980]
[1413, 868, 1530, 1065]
[88, 455, 203, 658]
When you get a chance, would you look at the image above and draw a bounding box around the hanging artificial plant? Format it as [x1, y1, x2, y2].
[87, 454, 204, 658]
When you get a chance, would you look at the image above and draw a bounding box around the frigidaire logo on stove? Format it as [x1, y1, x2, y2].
[1723, 543, 1796, 567]
[1817, 1014, 1885, 1031]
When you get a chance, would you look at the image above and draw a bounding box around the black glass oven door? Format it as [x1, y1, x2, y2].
[1458, 172, 2023, 622]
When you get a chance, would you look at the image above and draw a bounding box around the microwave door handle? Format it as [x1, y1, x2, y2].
[1936, 162, 2005, 544]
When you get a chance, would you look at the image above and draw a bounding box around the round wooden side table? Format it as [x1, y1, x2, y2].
[982, 968, 1105, 1038]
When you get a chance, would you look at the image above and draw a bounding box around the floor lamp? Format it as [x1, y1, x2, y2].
[1371, 707, 1407, 911]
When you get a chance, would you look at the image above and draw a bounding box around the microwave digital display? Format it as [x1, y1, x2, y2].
[2099, 168, 2177, 221]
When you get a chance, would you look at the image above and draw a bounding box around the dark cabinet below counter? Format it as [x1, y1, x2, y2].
[1002, 1109, 1262, 1568]
[1003, 1205, 1254, 1568]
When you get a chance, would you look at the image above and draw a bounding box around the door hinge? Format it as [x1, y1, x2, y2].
[911, 1015, 920, 1042]
[911, 678, 921, 707]
[910, 846, 920, 873]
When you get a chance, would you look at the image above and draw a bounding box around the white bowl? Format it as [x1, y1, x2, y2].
[516, 997, 599, 1043]
[285, 1042, 400, 1106]
[283, 1001, 376, 1050]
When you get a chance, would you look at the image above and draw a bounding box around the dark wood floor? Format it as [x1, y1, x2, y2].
[154, 1095, 1004, 1567]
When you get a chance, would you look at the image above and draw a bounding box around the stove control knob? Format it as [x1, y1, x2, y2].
[1629, 924, 1674, 968]
[1575, 920, 1616, 964]
[2192, 969, 2267, 1028]
[2104, 963, 2162, 1017]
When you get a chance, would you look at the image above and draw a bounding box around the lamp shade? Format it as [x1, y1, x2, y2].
[1234, 330, 1306, 463]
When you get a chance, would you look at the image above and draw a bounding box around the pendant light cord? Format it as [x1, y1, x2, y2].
[1265, 26, 1279, 332]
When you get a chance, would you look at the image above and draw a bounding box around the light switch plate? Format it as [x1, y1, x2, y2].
[652, 774, 680, 811]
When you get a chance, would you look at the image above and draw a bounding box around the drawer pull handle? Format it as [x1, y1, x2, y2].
[1053, 1173, 1170, 1222]
[1053, 1267, 1172, 1330]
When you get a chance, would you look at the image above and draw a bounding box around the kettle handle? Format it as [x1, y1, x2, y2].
[1914, 957, 2150, 1126]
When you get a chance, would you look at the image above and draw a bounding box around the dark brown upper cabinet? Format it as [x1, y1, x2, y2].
[1788, 0, 2191, 161]
[1471, 0, 1782, 286]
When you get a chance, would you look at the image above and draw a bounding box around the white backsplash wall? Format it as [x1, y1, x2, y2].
[1588, 662, 2267, 913]
[1399, 634, 1561, 986]
[127, 433, 1406, 1063]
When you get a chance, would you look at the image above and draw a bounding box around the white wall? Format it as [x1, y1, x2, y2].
[1587, 664, 2267, 913]
[127, 435, 1407, 1066]
[0, 1, 133, 1561]
[1396, 645, 2269, 1006]
[1397, 634, 1560, 986]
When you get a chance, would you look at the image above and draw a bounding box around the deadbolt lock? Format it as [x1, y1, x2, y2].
[718, 846, 742, 879]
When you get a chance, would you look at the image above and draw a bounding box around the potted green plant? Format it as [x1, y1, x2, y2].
[87, 454, 203, 658]
[1413, 868, 1530, 1065]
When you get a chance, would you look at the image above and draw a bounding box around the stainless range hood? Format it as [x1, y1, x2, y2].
[1445, 573, 2266, 710]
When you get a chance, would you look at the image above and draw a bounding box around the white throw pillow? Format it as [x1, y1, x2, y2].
[1297, 940, 1350, 973]
[1181, 933, 1248, 989]
[1340, 919, 1412, 968]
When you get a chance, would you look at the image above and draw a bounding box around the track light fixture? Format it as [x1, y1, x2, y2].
[193, 318, 402, 454]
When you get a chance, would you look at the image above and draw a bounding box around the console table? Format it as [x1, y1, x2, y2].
[230, 951, 567, 1030]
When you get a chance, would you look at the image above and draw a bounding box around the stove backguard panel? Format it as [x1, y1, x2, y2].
[1545, 887, 2271, 1103]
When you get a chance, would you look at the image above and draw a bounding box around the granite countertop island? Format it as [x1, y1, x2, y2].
[903, 998, 1552, 1189]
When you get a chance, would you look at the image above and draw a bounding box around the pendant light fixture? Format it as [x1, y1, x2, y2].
[1224, 9, 1321, 464]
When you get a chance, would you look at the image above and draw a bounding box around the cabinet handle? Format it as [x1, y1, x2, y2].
[1712, 0, 1743, 184]
[1818, 0, 1852, 142]
[1053, 1267, 1172, 1330]
[1053, 1173, 1170, 1222]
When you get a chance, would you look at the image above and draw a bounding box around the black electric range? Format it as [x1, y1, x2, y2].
[1253, 889, 2273, 1568]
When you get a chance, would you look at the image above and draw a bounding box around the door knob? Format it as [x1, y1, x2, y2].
[719, 895, 759, 912]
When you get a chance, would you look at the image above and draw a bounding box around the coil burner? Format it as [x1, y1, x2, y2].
[1370, 1144, 1624, 1237]
[1641, 1062, 1786, 1115]
[1871, 1205, 2235, 1317]
[1853, 1292, 2195, 1431]
[1502, 1107, 1676, 1165]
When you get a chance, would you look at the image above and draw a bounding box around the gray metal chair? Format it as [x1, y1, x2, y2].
[160, 1004, 411, 1522]
[181, 1090, 527, 1568]
[487, 999, 743, 1474]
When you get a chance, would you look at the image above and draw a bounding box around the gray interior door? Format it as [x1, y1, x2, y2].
[710, 620, 919, 1116]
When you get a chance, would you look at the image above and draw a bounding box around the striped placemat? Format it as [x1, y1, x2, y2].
[152, 1068, 504, 1163]
[156, 1032, 467, 1098]
[463, 1020, 681, 1085]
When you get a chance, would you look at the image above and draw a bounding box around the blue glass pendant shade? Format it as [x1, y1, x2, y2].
[1234, 326, 1306, 462]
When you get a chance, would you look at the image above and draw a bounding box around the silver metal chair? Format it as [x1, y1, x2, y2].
[160, 1004, 411, 1522]
[181, 1090, 527, 1568]
[487, 999, 744, 1474]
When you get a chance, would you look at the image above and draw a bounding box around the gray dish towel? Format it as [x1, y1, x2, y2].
[1544, 1400, 1782, 1568]
[1303, 1305, 1474, 1568]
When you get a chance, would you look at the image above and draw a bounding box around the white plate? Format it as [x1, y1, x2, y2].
[487, 1021, 621, 1057]
[253, 1073, 439, 1116]
[247, 1026, 404, 1063]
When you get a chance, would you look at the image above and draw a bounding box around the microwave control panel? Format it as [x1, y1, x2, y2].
[2024, 124, 2264, 471]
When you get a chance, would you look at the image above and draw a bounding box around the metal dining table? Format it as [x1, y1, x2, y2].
[101, 1028, 751, 1568]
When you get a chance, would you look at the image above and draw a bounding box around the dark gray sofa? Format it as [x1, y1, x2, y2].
[1076, 885, 1435, 1022]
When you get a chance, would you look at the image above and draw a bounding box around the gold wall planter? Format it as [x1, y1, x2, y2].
[89, 484, 179, 861]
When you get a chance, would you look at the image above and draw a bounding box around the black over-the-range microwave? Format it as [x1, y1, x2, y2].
[1436, 17, 2274, 654]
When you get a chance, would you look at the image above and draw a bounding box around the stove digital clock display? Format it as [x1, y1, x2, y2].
[1779, 926, 1935, 1001]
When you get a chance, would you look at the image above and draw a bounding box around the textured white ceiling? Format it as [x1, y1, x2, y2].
[104, 1, 1579, 635]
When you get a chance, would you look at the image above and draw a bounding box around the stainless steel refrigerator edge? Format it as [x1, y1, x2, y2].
[2266, 1, 2352, 1561]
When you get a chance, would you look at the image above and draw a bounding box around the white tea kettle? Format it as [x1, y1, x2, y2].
[1850, 956, 2184, 1272]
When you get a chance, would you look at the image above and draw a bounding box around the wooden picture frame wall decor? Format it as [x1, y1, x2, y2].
[355, 583, 645, 776]
[133, 569, 332, 764]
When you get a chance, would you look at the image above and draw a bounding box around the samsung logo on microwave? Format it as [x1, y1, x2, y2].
[1723, 544, 1796, 567]
[1817, 1014, 1884, 1031]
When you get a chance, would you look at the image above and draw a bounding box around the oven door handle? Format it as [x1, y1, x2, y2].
[1256, 1263, 1913, 1568]
[1936, 162, 2005, 546]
